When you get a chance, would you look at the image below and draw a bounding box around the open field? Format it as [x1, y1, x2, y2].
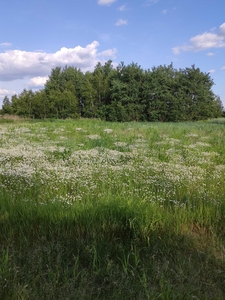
[1, 118, 225, 299]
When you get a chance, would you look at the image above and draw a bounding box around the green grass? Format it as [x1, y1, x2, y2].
[0, 118, 225, 299]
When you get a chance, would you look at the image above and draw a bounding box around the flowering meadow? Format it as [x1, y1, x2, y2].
[1, 118, 225, 299]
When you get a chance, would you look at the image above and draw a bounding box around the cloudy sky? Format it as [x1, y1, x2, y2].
[0, 0, 225, 107]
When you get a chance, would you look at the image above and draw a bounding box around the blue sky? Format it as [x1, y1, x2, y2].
[0, 0, 225, 108]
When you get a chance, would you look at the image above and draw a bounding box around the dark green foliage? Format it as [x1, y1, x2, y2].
[1, 96, 12, 114]
[2, 61, 224, 121]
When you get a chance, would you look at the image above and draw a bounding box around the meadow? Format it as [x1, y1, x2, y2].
[0, 118, 225, 299]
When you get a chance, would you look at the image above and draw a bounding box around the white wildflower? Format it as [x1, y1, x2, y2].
[104, 128, 113, 133]
[86, 134, 101, 140]
[114, 142, 127, 147]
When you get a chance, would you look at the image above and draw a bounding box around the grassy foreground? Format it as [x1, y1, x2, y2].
[1, 118, 225, 299]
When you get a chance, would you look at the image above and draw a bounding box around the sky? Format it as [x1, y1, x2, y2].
[0, 0, 225, 108]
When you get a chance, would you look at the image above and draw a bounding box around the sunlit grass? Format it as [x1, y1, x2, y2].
[0, 118, 225, 299]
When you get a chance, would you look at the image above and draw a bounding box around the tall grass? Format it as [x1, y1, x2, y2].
[0, 119, 225, 299]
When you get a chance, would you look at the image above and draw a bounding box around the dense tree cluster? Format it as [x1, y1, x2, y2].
[1, 61, 224, 121]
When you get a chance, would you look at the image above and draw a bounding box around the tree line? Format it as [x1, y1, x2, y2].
[1, 61, 224, 121]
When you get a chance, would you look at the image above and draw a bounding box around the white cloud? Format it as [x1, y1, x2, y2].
[115, 19, 127, 26]
[28, 76, 48, 88]
[219, 23, 225, 36]
[0, 41, 117, 81]
[206, 52, 215, 56]
[161, 9, 167, 15]
[172, 44, 192, 55]
[173, 22, 225, 54]
[0, 42, 12, 47]
[98, 0, 115, 5]
[208, 69, 215, 73]
[221, 66, 225, 70]
[0, 88, 16, 96]
[144, 0, 159, 6]
[190, 32, 225, 50]
[210, 27, 216, 32]
[98, 48, 117, 58]
[118, 5, 127, 11]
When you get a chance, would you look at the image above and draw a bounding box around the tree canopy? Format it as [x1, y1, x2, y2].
[1, 61, 224, 121]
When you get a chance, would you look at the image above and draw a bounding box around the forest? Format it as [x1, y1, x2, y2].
[1, 61, 224, 121]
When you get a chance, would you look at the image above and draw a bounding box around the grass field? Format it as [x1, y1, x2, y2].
[1, 118, 225, 299]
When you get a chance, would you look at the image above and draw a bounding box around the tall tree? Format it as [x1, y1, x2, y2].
[180, 65, 215, 120]
[2, 96, 12, 114]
